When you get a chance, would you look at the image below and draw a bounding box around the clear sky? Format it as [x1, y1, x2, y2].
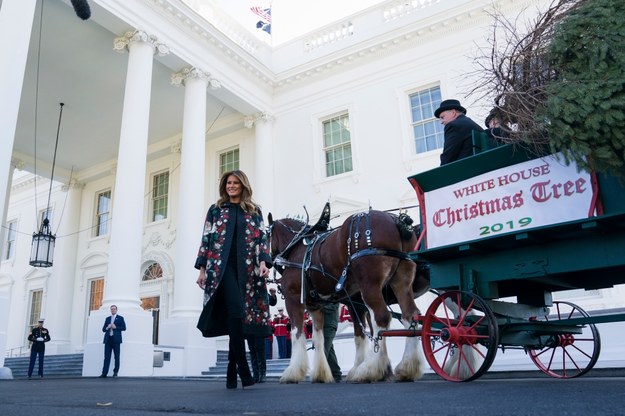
[216, 0, 386, 45]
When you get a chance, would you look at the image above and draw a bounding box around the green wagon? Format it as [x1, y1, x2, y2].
[405, 141, 625, 382]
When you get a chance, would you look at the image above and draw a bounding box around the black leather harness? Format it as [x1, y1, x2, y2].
[272, 210, 414, 304]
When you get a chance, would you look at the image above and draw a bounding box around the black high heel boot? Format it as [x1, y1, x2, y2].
[226, 349, 237, 389]
[229, 319, 254, 388]
[239, 364, 255, 388]
[247, 336, 260, 383]
[256, 338, 267, 383]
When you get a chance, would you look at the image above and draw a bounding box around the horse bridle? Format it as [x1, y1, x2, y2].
[267, 219, 310, 274]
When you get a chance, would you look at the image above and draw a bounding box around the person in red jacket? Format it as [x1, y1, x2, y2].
[272, 307, 290, 359]
[304, 312, 313, 340]
[339, 305, 352, 323]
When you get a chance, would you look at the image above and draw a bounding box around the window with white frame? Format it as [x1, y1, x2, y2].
[142, 262, 163, 281]
[151, 171, 169, 222]
[3, 220, 17, 260]
[219, 148, 240, 176]
[322, 113, 353, 177]
[94, 190, 111, 237]
[409, 86, 445, 154]
[88, 278, 104, 313]
[29, 289, 43, 327]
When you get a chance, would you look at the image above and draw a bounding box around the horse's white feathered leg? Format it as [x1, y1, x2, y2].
[347, 308, 392, 382]
[279, 329, 308, 383]
[310, 324, 334, 383]
[394, 319, 425, 381]
[346, 334, 367, 380]
[442, 310, 481, 380]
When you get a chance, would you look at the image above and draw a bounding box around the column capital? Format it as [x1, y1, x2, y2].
[171, 67, 221, 89]
[113, 29, 170, 56]
[171, 139, 182, 154]
[61, 179, 85, 192]
[244, 112, 274, 128]
[10, 157, 24, 170]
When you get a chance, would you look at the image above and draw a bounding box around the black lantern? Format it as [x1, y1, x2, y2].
[29, 103, 64, 268]
[29, 218, 56, 267]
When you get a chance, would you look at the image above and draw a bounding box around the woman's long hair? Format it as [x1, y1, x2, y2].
[216, 170, 260, 214]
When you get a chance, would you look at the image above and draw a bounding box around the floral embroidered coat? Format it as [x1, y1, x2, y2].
[195, 202, 273, 338]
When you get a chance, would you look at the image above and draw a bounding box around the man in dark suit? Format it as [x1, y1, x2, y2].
[434, 99, 483, 165]
[99, 305, 126, 378]
[27, 318, 51, 378]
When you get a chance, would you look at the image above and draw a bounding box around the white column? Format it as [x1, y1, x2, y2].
[105, 30, 168, 308]
[44, 180, 83, 355]
[158, 68, 221, 376]
[169, 68, 210, 318]
[82, 30, 170, 377]
[0, 159, 22, 373]
[0, 0, 37, 239]
[245, 112, 275, 214]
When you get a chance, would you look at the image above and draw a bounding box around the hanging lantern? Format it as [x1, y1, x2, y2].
[30, 218, 56, 267]
[29, 101, 64, 268]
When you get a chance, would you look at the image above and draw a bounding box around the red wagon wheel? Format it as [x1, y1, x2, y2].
[422, 290, 499, 382]
[528, 301, 601, 379]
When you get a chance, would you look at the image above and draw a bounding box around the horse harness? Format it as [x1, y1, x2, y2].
[273, 211, 414, 305]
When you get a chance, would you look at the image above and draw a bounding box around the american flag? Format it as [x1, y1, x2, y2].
[250, 6, 272, 24]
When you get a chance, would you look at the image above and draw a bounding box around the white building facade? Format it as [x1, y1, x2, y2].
[1, 0, 623, 377]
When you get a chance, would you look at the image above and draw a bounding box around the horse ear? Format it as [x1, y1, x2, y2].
[268, 213, 274, 225]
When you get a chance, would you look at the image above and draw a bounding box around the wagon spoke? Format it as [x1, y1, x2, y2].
[528, 301, 601, 379]
[422, 290, 498, 382]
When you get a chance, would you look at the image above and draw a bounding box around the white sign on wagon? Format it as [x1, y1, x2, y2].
[424, 153, 594, 249]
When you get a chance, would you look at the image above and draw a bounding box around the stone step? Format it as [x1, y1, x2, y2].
[201, 350, 293, 381]
[4, 353, 83, 378]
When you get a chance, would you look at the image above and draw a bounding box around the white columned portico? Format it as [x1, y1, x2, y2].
[44, 180, 83, 355]
[159, 67, 220, 375]
[82, 30, 170, 377]
[245, 112, 275, 214]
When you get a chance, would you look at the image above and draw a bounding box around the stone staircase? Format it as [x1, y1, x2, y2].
[3, 350, 291, 380]
[4, 353, 83, 378]
[202, 350, 291, 381]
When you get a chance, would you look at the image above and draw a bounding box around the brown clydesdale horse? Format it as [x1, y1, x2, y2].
[267, 205, 430, 383]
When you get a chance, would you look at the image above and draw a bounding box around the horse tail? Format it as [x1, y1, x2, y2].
[394, 212, 415, 241]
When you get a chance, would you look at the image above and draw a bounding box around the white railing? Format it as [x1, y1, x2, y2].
[383, 0, 441, 21]
[6, 345, 29, 358]
[303, 21, 355, 52]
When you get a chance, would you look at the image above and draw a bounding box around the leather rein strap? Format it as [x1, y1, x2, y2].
[273, 212, 414, 304]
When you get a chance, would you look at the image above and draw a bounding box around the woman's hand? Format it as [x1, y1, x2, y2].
[196, 269, 206, 290]
[259, 261, 269, 277]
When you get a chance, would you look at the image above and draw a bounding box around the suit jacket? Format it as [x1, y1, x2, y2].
[440, 114, 483, 165]
[102, 315, 126, 344]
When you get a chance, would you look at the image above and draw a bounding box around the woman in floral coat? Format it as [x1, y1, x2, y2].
[195, 170, 273, 389]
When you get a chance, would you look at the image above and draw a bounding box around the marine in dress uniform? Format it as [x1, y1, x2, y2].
[27, 318, 51, 378]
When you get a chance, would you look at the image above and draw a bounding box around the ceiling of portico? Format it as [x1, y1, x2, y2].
[10, 0, 241, 182]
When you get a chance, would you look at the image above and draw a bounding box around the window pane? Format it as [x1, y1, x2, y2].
[151, 172, 169, 222]
[29, 290, 43, 327]
[143, 262, 163, 281]
[95, 190, 111, 237]
[323, 114, 353, 177]
[89, 279, 104, 312]
[219, 149, 240, 175]
[4, 220, 17, 260]
[409, 86, 443, 155]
